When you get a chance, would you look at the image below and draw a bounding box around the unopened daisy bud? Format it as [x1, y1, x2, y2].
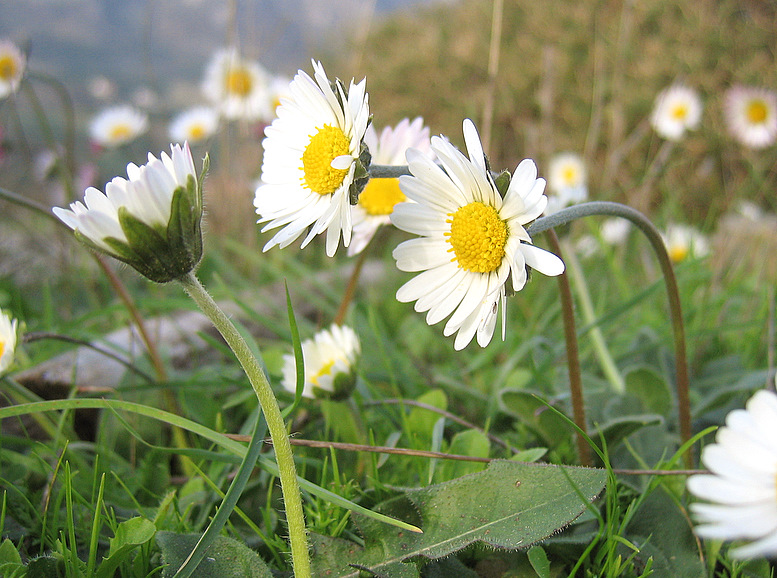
[53, 143, 206, 283]
[0, 308, 18, 374]
[0, 40, 26, 99]
[281, 324, 360, 400]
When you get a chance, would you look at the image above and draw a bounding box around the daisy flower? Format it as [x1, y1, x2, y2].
[0, 40, 26, 99]
[253, 60, 370, 257]
[687, 389, 777, 559]
[544, 152, 588, 215]
[663, 223, 708, 263]
[348, 117, 433, 256]
[281, 324, 360, 400]
[0, 308, 18, 374]
[391, 119, 565, 350]
[53, 143, 205, 283]
[724, 85, 777, 149]
[650, 84, 703, 141]
[169, 106, 219, 144]
[601, 217, 631, 246]
[89, 105, 148, 149]
[202, 47, 271, 121]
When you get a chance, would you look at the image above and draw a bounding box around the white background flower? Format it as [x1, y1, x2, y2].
[545, 152, 588, 215]
[89, 105, 148, 148]
[254, 60, 370, 257]
[349, 117, 433, 256]
[663, 223, 708, 263]
[281, 324, 360, 399]
[650, 84, 703, 141]
[202, 47, 271, 121]
[0, 39, 26, 99]
[687, 389, 777, 559]
[0, 308, 18, 373]
[169, 106, 219, 144]
[391, 119, 564, 350]
[724, 85, 777, 149]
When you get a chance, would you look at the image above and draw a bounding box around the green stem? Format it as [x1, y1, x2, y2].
[177, 271, 311, 578]
[529, 201, 692, 468]
[560, 239, 626, 394]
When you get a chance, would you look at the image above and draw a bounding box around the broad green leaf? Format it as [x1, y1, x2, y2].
[624, 366, 672, 416]
[95, 517, 156, 578]
[310, 460, 606, 577]
[407, 389, 447, 440]
[433, 429, 489, 483]
[527, 545, 551, 578]
[593, 414, 663, 454]
[156, 532, 273, 578]
[499, 389, 572, 447]
[26, 556, 63, 578]
[0, 539, 22, 565]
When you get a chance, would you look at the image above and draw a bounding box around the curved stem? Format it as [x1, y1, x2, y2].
[529, 202, 692, 468]
[545, 230, 591, 466]
[177, 272, 311, 578]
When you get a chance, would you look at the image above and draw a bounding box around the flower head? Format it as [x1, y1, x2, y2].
[391, 119, 565, 350]
[663, 223, 708, 263]
[202, 48, 271, 121]
[90, 105, 148, 149]
[53, 143, 205, 283]
[687, 389, 777, 559]
[281, 324, 360, 400]
[545, 152, 588, 215]
[724, 85, 777, 149]
[0, 308, 18, 374]
[0, 40, 26, 99]
[650, 84, 703, 141]
[349, 117, 433, 256]
[253, 60, 370, 257]
[169, 106, 219, 144]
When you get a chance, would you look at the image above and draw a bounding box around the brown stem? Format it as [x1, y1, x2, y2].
[546, 230, 592, 467]
[334, 242, 370, 325]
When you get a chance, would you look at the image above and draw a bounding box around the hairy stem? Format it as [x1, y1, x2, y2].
[177, 272, 310, 577]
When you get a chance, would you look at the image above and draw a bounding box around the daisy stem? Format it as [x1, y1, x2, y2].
[177, 271, 311, 578]
[367, 165, 411, 179]
[545, 230, 592, 467]
[529, 201, 692, 468]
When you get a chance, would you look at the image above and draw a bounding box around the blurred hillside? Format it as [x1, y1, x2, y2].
[352, 0, 777, 221]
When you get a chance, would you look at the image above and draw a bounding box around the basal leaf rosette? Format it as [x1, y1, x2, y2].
[391, 119, 565, 350]
[54, 142, 206, 283]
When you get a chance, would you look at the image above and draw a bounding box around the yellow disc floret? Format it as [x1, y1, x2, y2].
[446, 201, 508, 273]
[226, 67, 253, 97]
[358, 178, 406, 216]
[302, 125, 351, 195]
[669, 245, 689, 263]
[747, 100, 768, 124]
[188, 124, 206, 141]
[0, 340, 5, 360]
[311, 359, 335, 387]
[109, 123, 133, 142]
[671, 103, 689, 120]
[0, 55, 17, 81]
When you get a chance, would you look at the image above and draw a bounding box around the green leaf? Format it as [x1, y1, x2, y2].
[527, 545, 551, 578]
[593, 414, 663, 453]
[0, 539, 22, 565]
[499, 389, 572, 447]
[310, 460, 606, 577]
[156, 532, 274, 578]
[624, 366, 672, 416]
[26, 556, 63, 578]
[95, 517, 156, 578]
[406, 389, 447, 441]
[433, 429, 489, 483]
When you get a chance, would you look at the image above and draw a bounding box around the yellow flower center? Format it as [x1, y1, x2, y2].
[445, 201, 508, 273]
[0, 340, 5, 360]
[747, 99, 768, 124]
[0, 54, 18, 81]
[671, 103, 689, 120]
[358, 178, 406, 216]
[188, 123, 206, 141]
[561, 166, 577, 186]
[301, 125, 351, 195]
[226, 67, 253, 97]
[669, 245, 689, 263]
[311, 359, 335, 387]
[108, 123, 133, 142]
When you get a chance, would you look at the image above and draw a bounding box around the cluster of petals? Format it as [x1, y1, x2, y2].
[90, 105, 149, 149]
[169, 106, 219, 144]
[53, 143, 197, 255]
[0, 308, 18, 374]
[348, 117, 433, 256]
[687, 389, 777, 559]
[281, 324, 360, 399]
[0, 39, 26, 99]
[391, 119, 564, 350]
[254, 60, 370, 257]
[202, 47, 273, 121]
[724, 85, 777, 149]
[544, 152, 588, 215]
[650, 84, 703, 141]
